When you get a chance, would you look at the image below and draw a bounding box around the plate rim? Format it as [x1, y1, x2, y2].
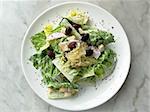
[21, 1, 131, 111]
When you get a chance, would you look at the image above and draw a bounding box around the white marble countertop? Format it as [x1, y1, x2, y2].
[0, 0, 150, 112]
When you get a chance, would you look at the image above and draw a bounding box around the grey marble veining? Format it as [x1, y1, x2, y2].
[0, 0, 150, 112]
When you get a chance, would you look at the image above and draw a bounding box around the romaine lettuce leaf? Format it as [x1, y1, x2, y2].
[78, 76, 96, 86]
[49, 39, 61, 54]
[29, 53, 61, 85]
[42, 37, 67, 55]
[79, 66, 95, 79]
[86, 29, 115, 46]
[31, 31, 46, 51]
[94, 48, 117, 78]
[31, 25, 65, 52]
[73, 66, 95, 82]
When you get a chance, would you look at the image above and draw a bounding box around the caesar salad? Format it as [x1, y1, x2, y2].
[29, 9, 117, 99]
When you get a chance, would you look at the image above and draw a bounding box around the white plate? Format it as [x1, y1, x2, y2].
[21, 2, 131, 111]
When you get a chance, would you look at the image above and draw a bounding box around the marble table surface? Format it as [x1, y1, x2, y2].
[0, 0, 150, 112]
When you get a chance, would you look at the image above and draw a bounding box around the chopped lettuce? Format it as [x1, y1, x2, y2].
[48, 37, 67, 55]
[31, 31, 46, 51]
[94, 64, 105, 78]
[86, 29, 115, 46]
[40, 56, 60, 84]
[31, 25, 65, 52]
[39, 41, 50, 52]
[29, 53, 42, 69]
[29, 53, 60, 85]
[78, 76, 96, 86]
[49, 39, 61, 54]
[73, 66, 95, 82]
[80, 66, 95, 78]
[30, 52, 79, 99]
[94, 49, 117, 78]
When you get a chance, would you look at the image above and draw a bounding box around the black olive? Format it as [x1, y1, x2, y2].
[86, 49, 93, 56]
[47, 50, 55, 59]
[72, 24, 81, 30]
[65, 18, 81, 27]
[81, 33, 89, 42]
[68, 42, 77, 50]
[63, 18, 81, 31]
[65, 27, 72, 36]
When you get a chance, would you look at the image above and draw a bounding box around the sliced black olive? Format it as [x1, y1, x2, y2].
[63, 18, 81, 31]
[81, 33, 89, 42]
[86, 49, 93, 56]
[72, 24, 81, 31]
[68, 42, 77, 50]
[65, 27, 72, 36]
[47, 50, 55, 59]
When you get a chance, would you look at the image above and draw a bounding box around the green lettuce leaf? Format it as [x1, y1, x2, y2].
[86, 29, 115, 46]
[49, 39, 62, 54]
[29, 53, 61, 85]
[78, 65, 95, 79]
[31, 31, 46, 51]
[78, 76, 96, 86]
[94, 48, 117, 78]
